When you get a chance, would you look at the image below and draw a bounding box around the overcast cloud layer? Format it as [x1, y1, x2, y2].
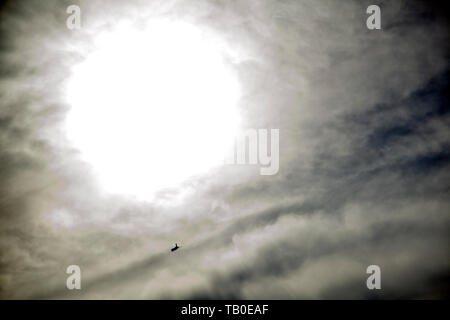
[0, 0, 449, 299]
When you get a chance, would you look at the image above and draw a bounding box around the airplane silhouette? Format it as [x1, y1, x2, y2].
[171, 243, 180, 252]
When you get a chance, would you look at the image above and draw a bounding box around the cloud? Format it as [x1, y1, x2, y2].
[0, 0, 449, 299]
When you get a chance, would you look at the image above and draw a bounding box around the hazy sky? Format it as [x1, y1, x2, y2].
[0, 0, 449, 299]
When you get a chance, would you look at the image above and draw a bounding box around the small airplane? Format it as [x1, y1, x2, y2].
[171, 243, 180, 252]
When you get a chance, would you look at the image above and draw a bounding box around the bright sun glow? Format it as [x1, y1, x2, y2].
[65, 20, 241, 199]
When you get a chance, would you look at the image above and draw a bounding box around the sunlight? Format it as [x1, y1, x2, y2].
[65, 20, 241, 200]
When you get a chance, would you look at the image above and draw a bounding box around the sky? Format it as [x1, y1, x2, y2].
[0, 0, 449, 299]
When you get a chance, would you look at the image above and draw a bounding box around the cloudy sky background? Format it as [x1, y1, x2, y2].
[0, 0, 449, 299]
